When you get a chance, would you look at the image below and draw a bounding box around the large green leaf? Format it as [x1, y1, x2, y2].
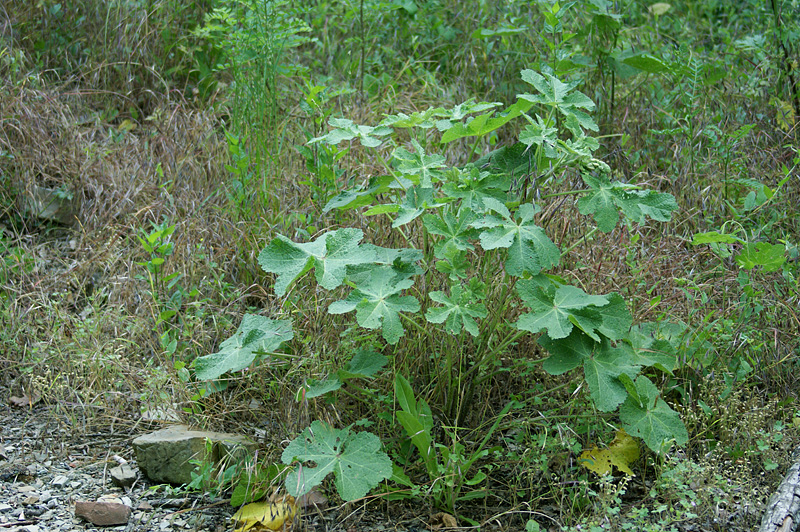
[519, 114, 559, 158]
[392, 140, 447, 188]
[473, 198, 560, 276]
[328, 265, 420, 344]
[337, 349, 388, 380]
[194, 315, 293, 380]
[516, 280, 608, 340]
[595, 292, 633, 341]
[323, 174, 394, 212]
[582, 340, 641, 412]
[311, 117, 392, 147]
[539, 331, 641, 412]
[425, 283, 488, 336]
[628, 323, 678, 373]
[518, 70, 598, 133]
[423, 208, 479, 259]
[258, 228, 377, 296]
[441, 167, 510, 214]
[471, 142, 538, 178]
[735, 242, 786, 272]
[391, 185, 449, 228]
[623, 53, 670, 73]
[619, 376, 689, 453]
[282, 421, 392, 501]
[577, 173, 678, 232]
[382, 107, 451, 129]
[441, 99, 533, 143]
[539, 329, 596, 375]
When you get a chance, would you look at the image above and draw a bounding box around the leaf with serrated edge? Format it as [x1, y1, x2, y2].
[195, 315, 293, 380]
[328, 266, 420, 344]
[423, 209, 478, 259]
[258, 229, 376, 296]
[338, 349, 388, 379]
[475, 199, 560, 276]
[282, 421, 391, 501]
[578, 174, 678, 233]
[425, 285, 488, 336]
[583, 340, 641, 412]
[539, 329, 596, 375]
[619, 376, 689, 453]
[517, 281, 607, 339]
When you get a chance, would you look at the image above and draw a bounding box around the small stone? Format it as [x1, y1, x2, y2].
[110, 463, 137, 488]
[22, 496, 38, 505]
[0, 503, 12, 512]
[74, 501, 131, 526]
[38, 491, 51, 504]
[69, 481, 82, 489]
[51, 475, 68, 487]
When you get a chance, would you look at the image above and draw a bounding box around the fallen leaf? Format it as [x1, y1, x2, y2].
[297, 487, 327, 511]
[9, 394, 41, 408]
[579, 429, 640, 477]
[430, 512, 459, 529]
[232, 494, 298, 532]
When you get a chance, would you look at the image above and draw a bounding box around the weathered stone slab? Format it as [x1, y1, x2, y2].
[132, 424, 256, 485]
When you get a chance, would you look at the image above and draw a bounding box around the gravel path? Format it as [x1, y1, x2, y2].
[0, 404, 424, 532]
[0, 406, 233, 531]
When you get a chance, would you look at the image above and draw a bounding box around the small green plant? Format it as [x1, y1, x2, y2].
[394, 374, 512, 513]
[193, 0, 311, 185]
[136, 219, 200, 358]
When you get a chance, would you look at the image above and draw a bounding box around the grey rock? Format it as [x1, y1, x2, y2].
[132, 424, 256, 485]
[110, 463, 137, 488]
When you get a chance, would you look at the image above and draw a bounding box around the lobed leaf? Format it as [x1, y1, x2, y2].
[619, 376, 689, 453]
[328, 265, 420, 344]
[474, 199, 560, 276]
[258, 229, 377, 296]
[194, 315, 293, 380]
[282, 421, 391, 501]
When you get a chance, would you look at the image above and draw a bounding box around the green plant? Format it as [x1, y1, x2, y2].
[193, 0, 310, 188]
[275, 68, 685, 449]
[193, 67, 690, 519]
[281, 420, 392, 501]
[135, 219, 200, 358]
[394, 373, 512, 514]
[223, 131, 257, 220]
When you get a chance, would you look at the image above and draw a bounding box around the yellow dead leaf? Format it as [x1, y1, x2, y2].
[579, 429, 640, 477]
[231, 495, 298, 532]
